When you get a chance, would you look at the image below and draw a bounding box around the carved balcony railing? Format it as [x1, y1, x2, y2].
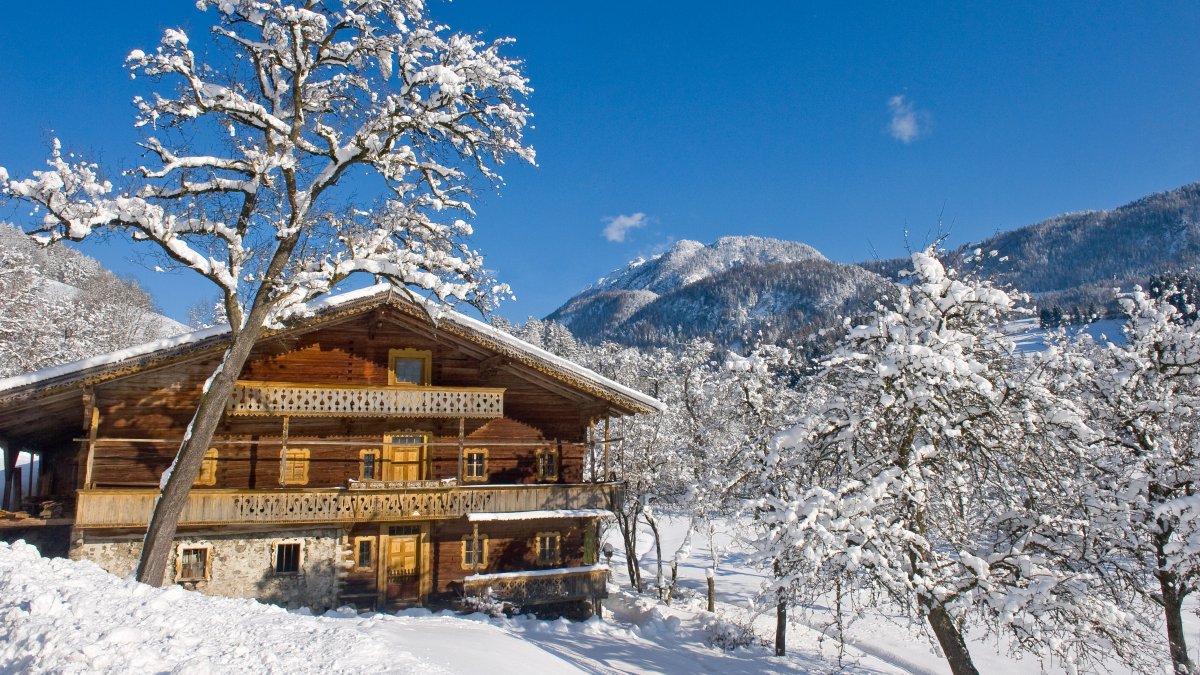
[463, 565, 609, 606]
[226, 381, 505, 419]
[74, 483, 620, 528]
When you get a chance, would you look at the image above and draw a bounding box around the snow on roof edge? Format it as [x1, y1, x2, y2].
[0, 324, 232, 394]
[0, 283, 667, 413]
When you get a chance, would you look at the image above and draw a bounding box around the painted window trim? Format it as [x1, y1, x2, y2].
[195, 448, 218, 486]
[353, 536, 376, 571]
[534, 447, 558, 482]
[460, 534, 490, 570]
[272, 540, 303, 576]
[534, 531, 562, 566]
[387, 348, 432, 386]
[280, 448, 310, 485]
[463, 447, 488, 483]
[175, 543, 212, 583]
[359, 448, 380, 481]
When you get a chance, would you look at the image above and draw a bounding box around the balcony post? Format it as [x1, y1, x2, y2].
[456, 417, 465, 483]
[602, 416, 610, 481]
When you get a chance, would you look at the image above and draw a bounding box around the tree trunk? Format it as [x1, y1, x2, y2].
[707, 569, 715, 612]
[1159, 573, 1194, 675]
[775, 597, 787, 656]
[644, 511, 664, 598]
[135, 323, 264, 584]
[925, 603, 979, 675]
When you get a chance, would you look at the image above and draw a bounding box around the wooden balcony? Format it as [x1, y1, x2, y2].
[463, 565, 609, 606]
[74, 483, 620, 529]
[226, 381, 505, 419]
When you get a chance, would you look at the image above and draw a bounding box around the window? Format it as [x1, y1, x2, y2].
[359, 449, 379, 480]
[176, 545, 211, 582]
[535, 532, 561, 566]
[274, 542, 302, 575]
[535, 447, 558, 482]
[461, 534, 489, 570]
[388, 348, 431, 386]
[463, 448, 488, 482]
[354, 537, 375, 571]
[280, 448, 310, 485]
[194, 448, 218, 486]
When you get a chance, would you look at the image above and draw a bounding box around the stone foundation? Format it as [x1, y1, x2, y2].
[72, 527, 345, 611]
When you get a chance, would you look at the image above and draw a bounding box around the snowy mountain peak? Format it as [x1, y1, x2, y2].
[590, 235, 827, 296]
[548, 235, 880, 347]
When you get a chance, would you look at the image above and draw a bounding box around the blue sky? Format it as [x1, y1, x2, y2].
[2, 1, 1199, 324]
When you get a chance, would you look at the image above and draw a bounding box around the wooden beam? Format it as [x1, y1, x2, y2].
[0, 435, 14, 511]
[478, 354, 509, 379]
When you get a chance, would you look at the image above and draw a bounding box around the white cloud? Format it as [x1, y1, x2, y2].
[887, 95, 928, 144]
[602, 212, 648, 243]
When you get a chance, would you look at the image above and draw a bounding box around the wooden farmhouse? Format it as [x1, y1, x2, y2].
[0, 285, 662, 615]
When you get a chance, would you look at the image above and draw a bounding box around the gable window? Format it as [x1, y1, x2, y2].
[461, 534, 489, 570]
[176, 545, 211, 582]
[354, 537, 375, 571]
[535, 447, 558, 482]
[194, 448, 218, 486]
[274, 542, 302, 575]
[535, 532, 561, 566]
[280, 448, 310, 485]
[359, 449, 380, 480]
[388, 348, 432, 386]
[463, 448, 488, 483]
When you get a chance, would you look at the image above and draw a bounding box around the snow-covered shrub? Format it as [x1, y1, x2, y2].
[699, 612, 764, 652]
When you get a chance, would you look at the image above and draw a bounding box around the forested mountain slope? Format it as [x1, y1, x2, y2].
[0, 224, 187, 378]
[862, 183, 1200, 316]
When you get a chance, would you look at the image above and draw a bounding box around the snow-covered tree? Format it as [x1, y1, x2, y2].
[0, 0, 533, 584]
[751, 248, 1146, 672]
[1064, 283, 1200, 674]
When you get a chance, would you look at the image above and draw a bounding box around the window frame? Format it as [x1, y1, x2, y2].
[175, 544, 212, 583]
[359, 448, 380, 481]
[353, 536, 376, 571]
[462, 447, 488, 483]
[534, 531, 562, 566]
[460, 534, 490, 570]
[387, 348, 432, 386]
[194, 448, 219, 486]
[280, 448, 310, 486]
[534, 447, 558, 482]
[273, 541, 303, 576]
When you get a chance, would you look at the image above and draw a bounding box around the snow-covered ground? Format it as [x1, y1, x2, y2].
[2, 515, 1194, 673]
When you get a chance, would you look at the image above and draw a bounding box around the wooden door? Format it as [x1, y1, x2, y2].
[385, 435, 424, 481]
[385, 529, 421, 603]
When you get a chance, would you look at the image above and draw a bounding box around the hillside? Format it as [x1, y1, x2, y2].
[0, 224, 188, 377]
[862, 183, 1200, 316]
[547, 236, 889, 347]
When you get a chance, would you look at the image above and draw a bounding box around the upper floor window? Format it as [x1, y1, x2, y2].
[194, 448, 218, 486]
[535, 447, 558, 482]
[388, 348, 432, 386]
[463, 448, 488, 483]
[360, 449, 379, 480]
[280, 448, 310, 486]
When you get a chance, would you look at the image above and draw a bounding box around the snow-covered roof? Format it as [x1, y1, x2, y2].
[467, 509, 612, 522]
[0, 284, 665, 415]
